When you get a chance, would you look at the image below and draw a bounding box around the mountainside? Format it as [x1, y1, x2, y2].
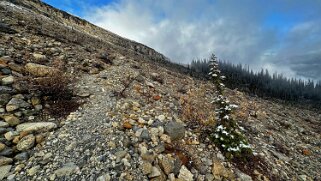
[0, 0, 320, 181]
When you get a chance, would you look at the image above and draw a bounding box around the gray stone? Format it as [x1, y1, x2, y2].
[6, 98, 30, 112]
[54, 164, 79, 177]
[205, 174, 215, 181]
[7, 174, 15, 180]
[1, 68, 11, 75]
[14, 152, 29, 161]
[0, 165, 12, 180]
[115, 150, 127, 161]
[0, 94, 11, 106]
[27, 165, 40, 176]
[1, 76, 14, 85]
[0, 156, 13, 166]
[236, 170, 253, 181]
[164, 122, 185, 140]
[0, 121, 9, 128]
[140, 129, 151, 141]
[17, 134, 35, 151]
[0, 86, 14, 94]
[16, 122, 57, 133]
[148, 166, 161, 178]
[0, 148, 13, 156]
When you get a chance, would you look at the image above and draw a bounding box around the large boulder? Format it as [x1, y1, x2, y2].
[24, 63, 57, 77]
[16, 122, 57, 133]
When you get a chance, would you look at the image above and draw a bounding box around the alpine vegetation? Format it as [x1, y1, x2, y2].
[209, 54, 252, 159]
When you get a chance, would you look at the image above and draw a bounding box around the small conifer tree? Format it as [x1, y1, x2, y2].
[209, 53, 252, 159]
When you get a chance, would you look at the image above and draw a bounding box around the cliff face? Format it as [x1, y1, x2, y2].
[0, 1, 320, 181]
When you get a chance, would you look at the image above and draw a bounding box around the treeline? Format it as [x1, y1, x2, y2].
[190, 59, 321, 104]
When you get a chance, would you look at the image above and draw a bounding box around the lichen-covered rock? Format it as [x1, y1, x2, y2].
[16, 122, 57, 133]
[16, 134, 35, 151]
[3, 115, 20, 126]
[24, 63, 57, 77]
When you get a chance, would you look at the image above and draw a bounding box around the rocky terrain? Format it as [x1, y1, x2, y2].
[0, 0, 320, 180]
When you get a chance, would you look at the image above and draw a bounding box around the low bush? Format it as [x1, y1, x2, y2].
[26, 70, 81, 118]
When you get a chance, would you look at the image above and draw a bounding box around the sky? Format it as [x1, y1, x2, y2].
[43, 0, 321, 81]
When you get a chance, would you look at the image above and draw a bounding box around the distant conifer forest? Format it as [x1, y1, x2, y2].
[189, 59, 321, 106]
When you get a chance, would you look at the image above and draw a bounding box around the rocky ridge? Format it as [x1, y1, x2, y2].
[0, 0, 320, 180]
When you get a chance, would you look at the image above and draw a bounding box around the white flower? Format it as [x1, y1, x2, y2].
[223, 115, 229, 120]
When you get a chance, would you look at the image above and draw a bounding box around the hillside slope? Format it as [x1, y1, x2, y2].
[0, 0, 320, 180]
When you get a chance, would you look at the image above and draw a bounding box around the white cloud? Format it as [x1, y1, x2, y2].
[84, 0, 321, 80]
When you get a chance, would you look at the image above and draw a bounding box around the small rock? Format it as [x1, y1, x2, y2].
[3, 115, 20, 126]
[164, 122, 185, 141]
[0, 94, 11, 106]
[1, 76, 14, 85]
[30, 97, 41, 106]
[123, 122, 132, 129]
[54, 164, 79, 177]
[35, 134, 46, 144]
[97, 174, 111, 181]
[178, 165, 194, 181]
[27, 165, 40, 176]
[0, 148, 13, 156]
[14, 152, 29, 161]
[16, 134, 35, 151]
[0, 143, 5, 151]
[302, 149, 311, 156]
[212, 160, 234, 179]
[159, 155, 175, 175]
[236, 170, 253, 181]
[140, 129, 151, 141]
[115, 150, 127, 161]
[148, 166, 161, 178]
[0, 156, 13, 166]
[16, 122, 57, 133]
[0, 86, 14, 94]
[0, 165, 12, 180]
[32, 53, 47, 61]
[141, 161, 153, 175]
[7, 174, 15, 180]
[0, 121, 9, 128]
[298, 175, 307, 181]
[158, 115, 166, 121]
[1, 68, 11, 75]
[4, 131, 18, 141]
[6, 97, 30, 112]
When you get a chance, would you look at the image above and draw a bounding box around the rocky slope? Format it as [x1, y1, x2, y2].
[0, 0, 320, 180]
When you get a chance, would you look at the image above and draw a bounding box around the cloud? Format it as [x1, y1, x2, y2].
[83, 0, 321, 81]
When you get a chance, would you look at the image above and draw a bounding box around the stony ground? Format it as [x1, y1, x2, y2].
[0, 0, 321, 180]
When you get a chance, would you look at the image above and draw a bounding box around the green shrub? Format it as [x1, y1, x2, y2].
[209, 53, 252, 159]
